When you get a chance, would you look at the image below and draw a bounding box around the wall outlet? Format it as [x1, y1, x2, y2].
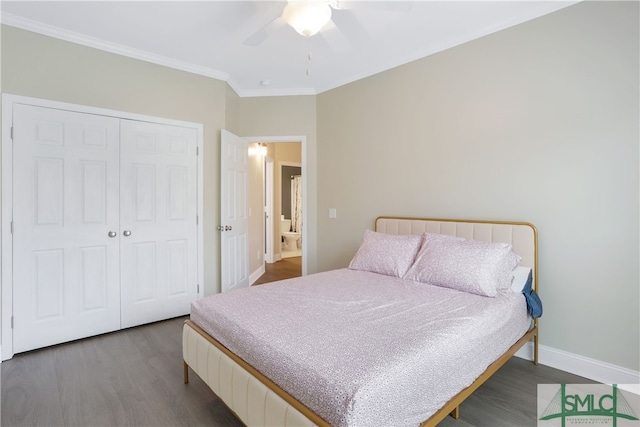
[329, 208, 337, 218]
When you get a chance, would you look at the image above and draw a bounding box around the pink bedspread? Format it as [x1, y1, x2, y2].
[190, 268, 531, 427]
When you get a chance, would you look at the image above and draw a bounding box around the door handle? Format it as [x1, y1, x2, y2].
[108, 231, 117, 238]
[123, 230, 132, 237]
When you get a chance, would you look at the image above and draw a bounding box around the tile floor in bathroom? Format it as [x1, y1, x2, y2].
[282, 240, 301, 258]
[282, 246, 301, 258]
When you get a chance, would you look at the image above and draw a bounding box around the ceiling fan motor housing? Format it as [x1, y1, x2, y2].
[283, 1, 333, 37]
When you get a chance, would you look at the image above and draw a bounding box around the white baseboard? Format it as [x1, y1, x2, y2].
[249, 264, 266, 285]
[515, 342, 640, 395]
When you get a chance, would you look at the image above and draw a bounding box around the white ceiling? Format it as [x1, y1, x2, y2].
[1, 1, 578, 97]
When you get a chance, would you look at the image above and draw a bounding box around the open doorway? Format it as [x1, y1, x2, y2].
[280, 162, 302, 259]
[246, 136, 306, 286]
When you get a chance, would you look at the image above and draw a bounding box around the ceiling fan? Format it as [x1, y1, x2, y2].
[242, 1, 343, 47]
[243, 1, 412, 49]
[282, 0, 342, 37]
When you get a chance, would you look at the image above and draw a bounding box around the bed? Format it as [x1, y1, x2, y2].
[183, 216, 540, 426]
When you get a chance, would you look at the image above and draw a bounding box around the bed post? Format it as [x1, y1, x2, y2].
[533, 225, 539, 366]
[534, 321, 539, 365]
[450, 406, 460, 419]
[184, 361, 189, 383]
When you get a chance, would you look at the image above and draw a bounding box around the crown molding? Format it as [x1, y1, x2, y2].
[1, 12, 313, 98]
[223, 75, 318, 98]
[236, 86, 318, 98]
[1, 12, 230, 82]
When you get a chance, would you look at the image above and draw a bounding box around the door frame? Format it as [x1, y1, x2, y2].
[245, 135, 307, 276]
[1, 94, 205, 361]
[264, 157, 274, 264]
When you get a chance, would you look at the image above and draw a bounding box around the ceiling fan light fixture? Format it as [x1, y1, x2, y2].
[283, 1, 332, 38]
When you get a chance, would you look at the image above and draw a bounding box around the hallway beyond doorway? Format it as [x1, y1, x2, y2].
[253, 257, 301, 285]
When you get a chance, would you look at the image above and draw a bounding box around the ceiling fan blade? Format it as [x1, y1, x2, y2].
[243, 16, 286, 47]
[333, 0, 414, 13]
[319, 20, 352, 54]
[328, 8, 371, 45]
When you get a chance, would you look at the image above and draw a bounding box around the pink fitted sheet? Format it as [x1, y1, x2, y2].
[190, 268, 531, 427]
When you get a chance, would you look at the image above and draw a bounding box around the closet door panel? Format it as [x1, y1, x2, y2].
[120, 120, 198, 328]
[12, 104, 121, 353]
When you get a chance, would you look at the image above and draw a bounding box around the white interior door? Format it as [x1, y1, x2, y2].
[12, 105, 121, 353]
[120, 120, 199, 327]
[220, 130, 249, 292]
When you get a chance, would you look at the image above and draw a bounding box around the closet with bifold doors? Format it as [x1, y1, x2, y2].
[9, 101, 200, 355]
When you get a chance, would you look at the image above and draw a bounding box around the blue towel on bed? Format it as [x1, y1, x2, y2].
[522, 269, 543, 318]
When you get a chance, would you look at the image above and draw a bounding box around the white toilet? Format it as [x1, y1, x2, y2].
[280, 219, 300, 250]
[283, 232, 301, 249]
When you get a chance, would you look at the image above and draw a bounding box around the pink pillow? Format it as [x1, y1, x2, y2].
[349, 230, 423, 278]
[422, 232, 465, 244]
[404, 236, 521, 297]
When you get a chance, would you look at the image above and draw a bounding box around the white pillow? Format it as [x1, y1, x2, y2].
[511, 266, 533, 292]
[404, 237, 521, 297]
[349, 230, 423, 278]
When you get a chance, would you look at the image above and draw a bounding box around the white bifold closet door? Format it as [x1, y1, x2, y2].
[119, 119, 198, 328]
[12, 105, 198, 354]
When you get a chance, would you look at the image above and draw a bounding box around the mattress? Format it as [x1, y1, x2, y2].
[190, 268, 531, 427]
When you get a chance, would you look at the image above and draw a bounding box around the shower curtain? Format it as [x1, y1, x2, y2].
[291, 176, 302, 234]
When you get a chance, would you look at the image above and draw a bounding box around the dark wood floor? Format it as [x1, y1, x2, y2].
[1, 316, 243, 427]
[2, 258, 591, 426]
[252, 256, 301, 285]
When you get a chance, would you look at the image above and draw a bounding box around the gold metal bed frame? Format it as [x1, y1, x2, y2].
[183, 216, 539, 426]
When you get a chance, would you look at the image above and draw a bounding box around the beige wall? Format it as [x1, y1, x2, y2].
[0, 23, 2, 153]
[317, 1, 639, 371]
[0, 25, 228, 296]
[225, 84, 240, 134]
[247, 142, 266, 275]
[238, 96, 317, 273]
